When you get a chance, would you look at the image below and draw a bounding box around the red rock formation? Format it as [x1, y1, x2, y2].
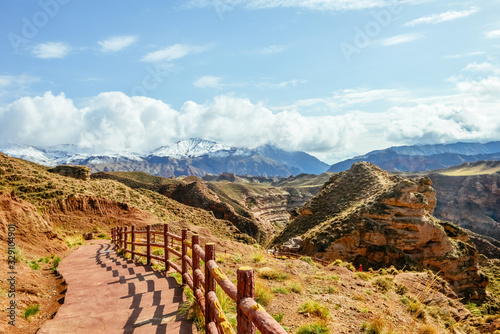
[275, 162, 488, 299]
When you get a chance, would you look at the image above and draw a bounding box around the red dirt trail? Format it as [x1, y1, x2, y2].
[38, 240, 196, 334]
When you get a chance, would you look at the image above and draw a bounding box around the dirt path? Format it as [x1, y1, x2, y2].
[38, 240, 196, 334]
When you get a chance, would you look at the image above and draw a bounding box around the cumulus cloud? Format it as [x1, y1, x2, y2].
[0, 92, 363, 155]
[404, 7, 479, 27]
[98, 35, 138, 52]
[141, 44, 210, 63]
[32, 42, 71, 59]
[1, 61, 500, 162]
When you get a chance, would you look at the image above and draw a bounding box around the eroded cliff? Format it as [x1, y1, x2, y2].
[275, 162, 488, 298]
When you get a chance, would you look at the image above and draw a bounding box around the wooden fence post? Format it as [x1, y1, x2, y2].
[182, 229, 188, 285]
[123, 226, 128, 253]
[192, 234, 200, 291]
[111, 227, 114, 244]
[131, 226, 135, 260]
[146, 225, 151, 265]
[237, 267, 256, 334]
[118, 227, 123, 249]
[164, 224, 170, 271]
[205, 243, 216, 329]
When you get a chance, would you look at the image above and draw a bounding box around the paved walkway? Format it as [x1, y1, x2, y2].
[39, 240, 196, 334]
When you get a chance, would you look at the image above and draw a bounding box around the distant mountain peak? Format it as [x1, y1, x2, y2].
[150, 138, 234, 159]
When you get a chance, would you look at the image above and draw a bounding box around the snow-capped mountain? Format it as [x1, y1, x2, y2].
[0, 139, 329, 177]
[151, 138, 236, 159]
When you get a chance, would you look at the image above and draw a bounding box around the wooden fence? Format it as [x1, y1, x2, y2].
[111, 225, 287, 334]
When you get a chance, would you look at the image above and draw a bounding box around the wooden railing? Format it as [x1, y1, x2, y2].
[111, 225, 287, 334]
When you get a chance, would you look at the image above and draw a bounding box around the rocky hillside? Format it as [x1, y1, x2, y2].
[275, 162, 488, 299]
[428, 161, 500, 243]
[92, 171, 332, 245]
[1, 154, 500, 333]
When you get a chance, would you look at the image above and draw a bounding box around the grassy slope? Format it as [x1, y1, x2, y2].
[0, 154, 235, 238]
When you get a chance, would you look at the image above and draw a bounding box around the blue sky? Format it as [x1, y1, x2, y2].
[1, 0, 500, 163]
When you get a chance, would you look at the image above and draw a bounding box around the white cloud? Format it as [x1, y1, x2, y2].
[404, 7, 479, 27]
[0, 74, 40, 103]
[141, 44, 210, 63]
[187, 0, 401, 12]
[0, 74, 39, 88]
[443, 51, 485, 59]
[255, 45, 286, 55]
[485, 29, 500, 39]
[463, 62, 500, 75]
[98, 35, 138, 52]
[32, 42, 71, 59]
[257, 79, 303, 89]
[380, 33, 421, 46]
[194, 76, 223, 89]
[0, 91, 363, 155]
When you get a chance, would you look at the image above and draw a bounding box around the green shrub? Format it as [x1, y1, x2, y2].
[354, 272, 372, 281]
[272, 313, 284, 323]
[258, 267, 288, 281]
[152, 248, 165, 256]
[361, 318, 385, 334]
[325, 274, 339, 281]
[51, 257, 61, 272]
[231, 254, 242, 264]
[465, 302, 482, 317]
[272, 287, 289, 294]
[297, 322, 330, 334]
[288, 282, 303, 294]
[327, 286, 338, 294]
[23, 304, 40, 320]
[299, 301, 330, 320]
[252, 252, 265, 263]
[170, 272, 182, 285]
[28, 260, 40, 270]
[373, 277, 394, 293]
[300, 256, 315, 266]
[255, 283, 274, 306]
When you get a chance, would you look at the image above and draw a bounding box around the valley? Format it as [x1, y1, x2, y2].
[1, 150, 499, 333]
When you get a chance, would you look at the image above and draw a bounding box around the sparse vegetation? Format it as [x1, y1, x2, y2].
[361, 318, 385, 334]
[296, 322, 330, 334]
[255, 282, 274, 306]
[23, 304, 40, 320]
[299, 301, 330, 320]
[258, 267, 288, 281]
[287, 282, 304, 294]
[272, 286, 289, 294]
[300, 256, 315, 266]
[373, 277, 394, 293]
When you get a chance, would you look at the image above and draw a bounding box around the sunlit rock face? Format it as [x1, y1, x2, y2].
[275, 162, 488, 299]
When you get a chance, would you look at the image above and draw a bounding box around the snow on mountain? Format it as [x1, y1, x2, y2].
[150, 138, 237, 158]
[0, 138, 329, 176]
[0, 144, 57, 166]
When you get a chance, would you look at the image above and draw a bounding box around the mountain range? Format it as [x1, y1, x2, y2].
[0, 139, 329, 177]
[2, 139, 500, 177]
[328, 141, 500, 172]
